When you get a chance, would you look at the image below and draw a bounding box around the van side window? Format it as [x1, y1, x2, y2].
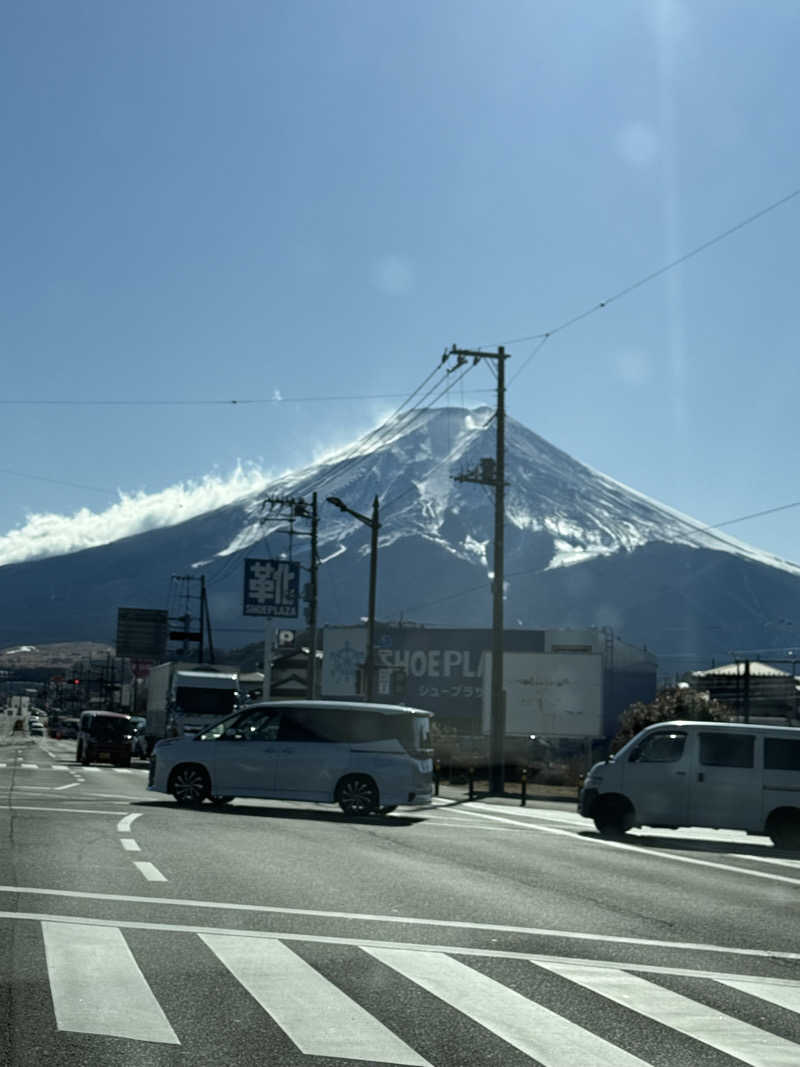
[764, 738, 800, 771]
[630, 731, 686, 763]
[699, 733, 754, 768]
[277, 708, 333, 743]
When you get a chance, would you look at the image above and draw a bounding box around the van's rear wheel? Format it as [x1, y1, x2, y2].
[768, 810, 800, 850]
[170, 765, 210, 806]
[593, 796, 634, 838]
[337, 775, 379, 816]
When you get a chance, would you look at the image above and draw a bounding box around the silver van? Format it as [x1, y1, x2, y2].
[578, 720, 800, 848]
[148, 700, 434, 815]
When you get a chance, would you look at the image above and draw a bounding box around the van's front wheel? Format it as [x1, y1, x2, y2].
[593, 796, 634, 838]
[337, 775, 379, 816]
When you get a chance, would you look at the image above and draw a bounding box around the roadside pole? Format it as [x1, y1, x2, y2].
[262, 621, 274, 700]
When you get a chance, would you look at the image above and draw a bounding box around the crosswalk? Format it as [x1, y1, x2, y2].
[16, 920, 800, 1065]
[0, 761, 146, 772]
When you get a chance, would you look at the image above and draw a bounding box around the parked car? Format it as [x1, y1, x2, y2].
[28, 721, 44, 736]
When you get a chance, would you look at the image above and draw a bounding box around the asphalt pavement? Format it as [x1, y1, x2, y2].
[1, 733, 800, 1066]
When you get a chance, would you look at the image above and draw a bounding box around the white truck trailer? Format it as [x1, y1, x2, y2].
[145, 663, 239, 752]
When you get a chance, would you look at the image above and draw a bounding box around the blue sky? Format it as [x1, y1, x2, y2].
[2, 0, 799, 564]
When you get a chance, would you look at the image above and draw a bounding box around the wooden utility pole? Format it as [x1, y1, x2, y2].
[446, 344, 509, 794]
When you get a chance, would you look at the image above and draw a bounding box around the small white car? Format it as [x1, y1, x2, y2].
[149, 700, 434, 815]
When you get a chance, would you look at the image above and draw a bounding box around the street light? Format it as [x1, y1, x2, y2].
[327, 495, 380, 701]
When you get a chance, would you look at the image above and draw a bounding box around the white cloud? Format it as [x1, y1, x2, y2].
[0, 463, 273, 567]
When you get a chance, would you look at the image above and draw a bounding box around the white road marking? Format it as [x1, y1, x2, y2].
[134, 861, 167, 882]
[20, 763, 38, 769]
[536, 961, 800, 1067]
[202, 935, 430, 1065]
[368, 947, 648, 1067]
[728, 854, 800, 870]
[53, 782, 80, 791]
[0, 763, 6, 769]
[120, 838, 141, 851]
[450, 806, 800, 887]
[51, 766, 70, 772]
[117, 812, 142, 832]
[113, 768, 133, 774]
[1, 884, 797, 962]
[81, 767, 101, 772]
[6, 911, 800, 985]
[41, 921, 179, 1044]
[716, 975, 800, 1014]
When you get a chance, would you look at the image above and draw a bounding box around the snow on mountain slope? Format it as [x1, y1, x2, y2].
[206, 405, 800, 580]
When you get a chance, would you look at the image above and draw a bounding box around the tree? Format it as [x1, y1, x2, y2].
[611, 686, 733, 753]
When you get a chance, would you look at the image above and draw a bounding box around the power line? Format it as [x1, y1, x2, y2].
[707, 500, 800, 530]
[0, 389, 493, 408]
[491, 185, 800, 352]
[0, 468, 115, 494]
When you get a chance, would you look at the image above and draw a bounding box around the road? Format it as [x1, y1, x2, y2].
[2, 732, 800, 1066]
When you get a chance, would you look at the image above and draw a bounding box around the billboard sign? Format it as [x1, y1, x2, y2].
[116, 608, 168, 661]
[321, 626, 545, 724]
[321, 627, 366, 697]
[243, 559, 300, 618]
[484, 652, 603, 738]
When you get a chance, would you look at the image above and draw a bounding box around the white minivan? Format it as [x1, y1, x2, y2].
[148, 699, 434, 815]
[578, 720, 800, 848]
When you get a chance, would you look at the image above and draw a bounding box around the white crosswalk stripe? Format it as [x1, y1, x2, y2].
[368, 947, 649, 1066]
[202, 934, 431, 1065]
[536, 960, 800, 1067]
[41, 921, 179, 1044]
[31, 923, 800, 1064]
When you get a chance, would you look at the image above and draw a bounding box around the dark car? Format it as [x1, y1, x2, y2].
[76, 711, 133, 767]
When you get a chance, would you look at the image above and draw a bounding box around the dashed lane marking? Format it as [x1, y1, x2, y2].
[117, 812, 142, 833]
[133, 862, 167, 883]
[120, 839, 141, 852]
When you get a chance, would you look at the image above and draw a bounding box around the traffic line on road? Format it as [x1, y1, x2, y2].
[117, 812, 142, 832]
[41, 921, 179, 1044]
[53, 783, 80, 791]
[133, 861, 167, 883]
[2, 884, 798, 963]
[202, 935, 431, 1065]
[449, 805, 800, 887]
[121, 838, 141, 852]
[20, 763, 38, 769]
[368, 947, 649, 1067]
[535, 960, 800, 1067]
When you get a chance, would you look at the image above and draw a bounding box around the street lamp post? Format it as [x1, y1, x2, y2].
[327, 494, 380, 701]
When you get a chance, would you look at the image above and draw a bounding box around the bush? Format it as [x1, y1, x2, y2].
[611, 687, 733, 753]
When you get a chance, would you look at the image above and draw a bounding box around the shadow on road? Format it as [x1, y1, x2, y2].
[577, 828, 800, 859]
[130, 798, 425, 828]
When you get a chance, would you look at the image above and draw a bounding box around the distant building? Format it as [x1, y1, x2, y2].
[687, 661, 799, 723]
[320, 624, 657, 740]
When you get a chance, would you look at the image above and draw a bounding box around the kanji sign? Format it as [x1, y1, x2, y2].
[243, 558, 300, 618]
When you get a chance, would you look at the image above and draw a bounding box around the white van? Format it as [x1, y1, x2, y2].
[578, 720, 800, 848]
[148, 700, 434, 815]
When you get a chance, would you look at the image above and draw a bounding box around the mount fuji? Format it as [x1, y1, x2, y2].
[2, 406, 799, 671]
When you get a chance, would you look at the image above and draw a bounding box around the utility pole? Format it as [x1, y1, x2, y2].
[327, 495, 380, 702]
[445, 344, 509, 794]
[168, 575, 212, 663]
[261, 494, 320, 698]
